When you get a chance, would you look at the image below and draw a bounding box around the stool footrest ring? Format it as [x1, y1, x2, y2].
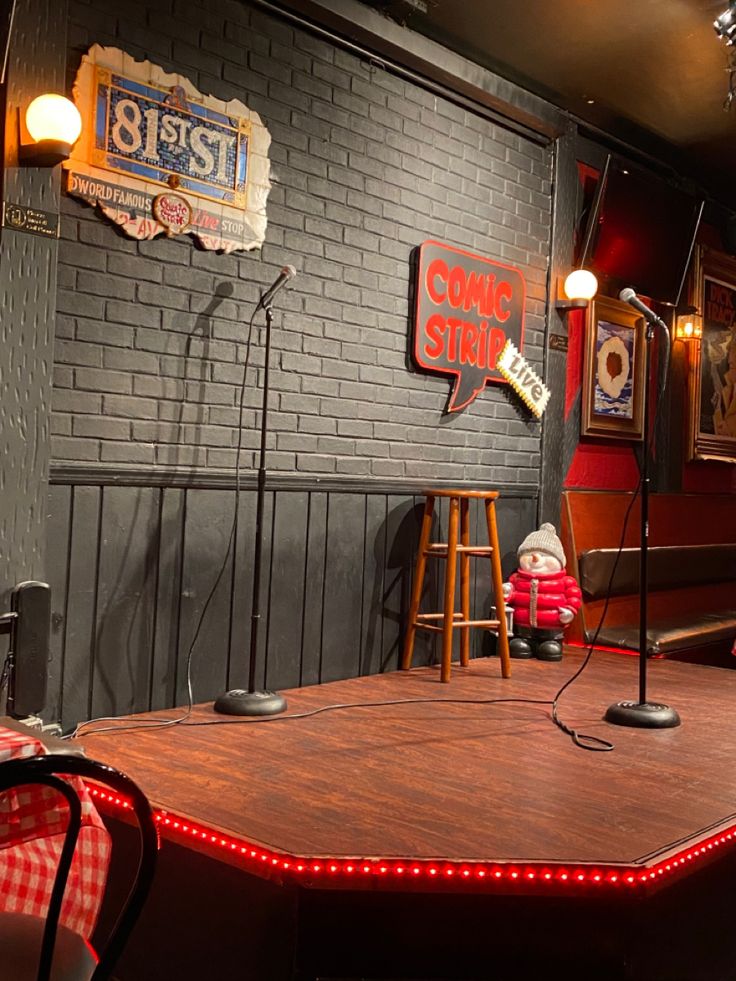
[416, 617, 501, 630]
[416, 612, 462, 621]
[425, 544, 494, 556]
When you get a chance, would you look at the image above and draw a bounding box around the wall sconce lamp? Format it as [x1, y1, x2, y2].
[675, 307, 703, 342]
[18, 94, 82, 166]
[555, 268, 598, 311]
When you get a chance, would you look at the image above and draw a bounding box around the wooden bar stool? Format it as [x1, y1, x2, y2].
[401, 489, 511, 683]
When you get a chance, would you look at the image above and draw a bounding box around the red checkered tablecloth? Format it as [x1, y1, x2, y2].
[0, 725, 111, 938]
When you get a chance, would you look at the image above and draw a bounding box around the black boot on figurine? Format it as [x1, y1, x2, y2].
[536, 639, 563, 662]
[509, 637, 533, 659]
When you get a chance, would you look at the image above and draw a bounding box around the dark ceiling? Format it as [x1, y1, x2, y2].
[363, 0, 736, 208]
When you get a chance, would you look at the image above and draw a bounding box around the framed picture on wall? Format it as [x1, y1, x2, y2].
[581, 293, 645, 441]
[688, 246, 736, 463]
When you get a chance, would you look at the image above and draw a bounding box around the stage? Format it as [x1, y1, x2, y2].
[77, 651, 736, 980]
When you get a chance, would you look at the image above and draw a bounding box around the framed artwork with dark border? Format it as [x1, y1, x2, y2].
[688, 246, 736, 463]
[581, 293, 645, 441]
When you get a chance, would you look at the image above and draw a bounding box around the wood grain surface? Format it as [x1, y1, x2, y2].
[77, 652, 736, 867]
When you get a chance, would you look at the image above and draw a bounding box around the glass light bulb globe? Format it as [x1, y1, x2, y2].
[563, 269, 598, 301]
[25, 95, 82, 146]
[676, 313, 703, 341]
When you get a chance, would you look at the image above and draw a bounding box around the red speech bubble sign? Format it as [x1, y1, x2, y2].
[412, 241, 527, 412]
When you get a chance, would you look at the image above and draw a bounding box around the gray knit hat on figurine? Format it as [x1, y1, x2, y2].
[516, 522, 566, 567]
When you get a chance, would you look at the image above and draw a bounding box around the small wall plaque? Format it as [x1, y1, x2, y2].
[549, 333, 569, 353]
[2, 202, 60, 238]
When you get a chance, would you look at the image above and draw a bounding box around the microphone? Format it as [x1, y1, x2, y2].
[619, 287, 667, 330]
[257, 265, 296, 310]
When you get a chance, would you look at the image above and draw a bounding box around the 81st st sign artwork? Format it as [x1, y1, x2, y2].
[65, 46, 271, 252]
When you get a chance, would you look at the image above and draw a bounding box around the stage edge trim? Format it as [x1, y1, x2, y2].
[86, 786, 736, 895]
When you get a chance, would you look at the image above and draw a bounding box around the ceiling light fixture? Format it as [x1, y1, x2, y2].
[713, 4, 736, 109]
[715, 2, 736, 44]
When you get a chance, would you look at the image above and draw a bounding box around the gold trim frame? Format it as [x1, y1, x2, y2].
[581, 294, 645, 441]
[688, 246, 736, 462]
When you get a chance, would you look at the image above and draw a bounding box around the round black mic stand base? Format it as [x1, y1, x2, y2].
[604, 700, 681, 729]
[213, 688, 287, 716]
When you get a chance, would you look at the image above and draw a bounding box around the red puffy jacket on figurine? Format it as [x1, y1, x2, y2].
[502, 522, 582, 662]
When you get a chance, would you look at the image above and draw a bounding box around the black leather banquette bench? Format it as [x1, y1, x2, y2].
[560, 491, 736, 664]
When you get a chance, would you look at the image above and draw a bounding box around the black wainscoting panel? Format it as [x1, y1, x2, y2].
[92, 486, 159, 720]
[61, 486, 102, 731]
[176, 489, 234, 707]
[301, 492, 327, 688]
[255, 490, 275, 691]
[359, 494, 387, 676]
[227, 486, 257, 691]
[45, 475, 537, 728]
[497, 494, 537, 580]
[381, 496, 415, 673]
[415, 494, 442, 667]
[266, 490, 309, 692]
[45, 485, 72, 724]
[320, 493, 366, 684]
[150, 488, 184, 711]
[469, 496, 487, 660]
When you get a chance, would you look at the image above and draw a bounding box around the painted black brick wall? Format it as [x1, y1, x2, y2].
[53, 0, 552, 484]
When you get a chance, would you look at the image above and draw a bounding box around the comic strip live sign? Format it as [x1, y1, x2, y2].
[412, 241, 527, 411]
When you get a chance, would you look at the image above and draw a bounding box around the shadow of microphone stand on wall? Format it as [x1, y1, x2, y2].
[92, 281, 237, 722]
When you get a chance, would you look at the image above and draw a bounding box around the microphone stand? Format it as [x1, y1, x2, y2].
[214, 295, 287, 717]
[604, 316, 680, 729]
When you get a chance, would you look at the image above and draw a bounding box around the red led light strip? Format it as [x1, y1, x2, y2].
[87, 786, 736, 892]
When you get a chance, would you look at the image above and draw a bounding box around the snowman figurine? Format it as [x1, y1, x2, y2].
[502, 522, 582, 661]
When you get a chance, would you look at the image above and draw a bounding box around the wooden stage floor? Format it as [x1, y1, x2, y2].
[76, 649, 736, 897]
